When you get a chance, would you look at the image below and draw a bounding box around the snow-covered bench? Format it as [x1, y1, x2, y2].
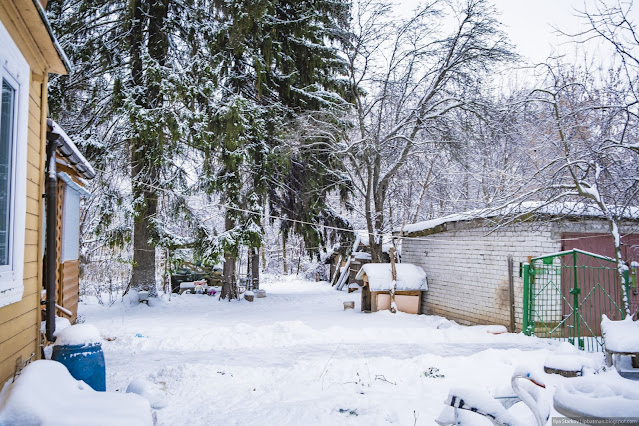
[601, 315, 639, 368]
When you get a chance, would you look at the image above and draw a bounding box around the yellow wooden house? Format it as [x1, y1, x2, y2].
[0, 0, 71, 386]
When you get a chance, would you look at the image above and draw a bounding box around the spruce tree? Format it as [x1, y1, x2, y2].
[202, 0, 353, 298]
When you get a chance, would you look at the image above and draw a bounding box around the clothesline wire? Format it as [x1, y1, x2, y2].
[96, 175, 635, 247]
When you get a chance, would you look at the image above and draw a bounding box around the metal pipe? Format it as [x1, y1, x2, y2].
[45, 136, 58, 342]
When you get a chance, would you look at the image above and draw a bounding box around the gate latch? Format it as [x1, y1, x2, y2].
[569, 288, 581, 295]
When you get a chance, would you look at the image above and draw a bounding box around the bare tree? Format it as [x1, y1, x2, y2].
[521, 60, 639, 314]
[339, 0, 513, 261]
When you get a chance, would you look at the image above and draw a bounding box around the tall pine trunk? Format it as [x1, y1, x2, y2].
[128, 0, 169, 295]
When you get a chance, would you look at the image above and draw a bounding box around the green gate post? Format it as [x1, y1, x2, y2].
[570, 250, 583, 349]
[522, 263, 532, 335]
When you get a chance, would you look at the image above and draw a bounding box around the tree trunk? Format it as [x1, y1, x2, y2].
[251, 247, 260, 290]
[127, 0, 168, 295]
[130, 193, 157, 294]
[389, 247, 397, 314]
[282, 235, 288, 275]
[370, 188, 386, 262]
[221, 212, 237, 300]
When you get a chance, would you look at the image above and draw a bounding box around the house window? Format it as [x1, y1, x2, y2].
[0, 21, 29, 308]
[0, 78, 16, 267]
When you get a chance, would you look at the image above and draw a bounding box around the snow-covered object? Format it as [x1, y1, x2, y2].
[0, 360, 152, 425]
[355, 230, 396, 254]
[469, 325, 508, 334]
[353, 252, 372, 260]
[602, 315, 639, 353]
[544, 351, 594, 372]
[54, 324, 101, 346]
[553, 371, 639, 418]
[356, 263, 427, 291]
[244, 291, 254, 297]
[445, 386, 517, 425]
[126, 379, 168, 409]
[40, 316, 71, 335]
[399, 201, 639, 235]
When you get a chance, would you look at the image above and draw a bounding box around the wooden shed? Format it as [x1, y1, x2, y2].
[0, 0, 71, 385]
[356, 263, 428, 314]
[46, 120, 94, 323]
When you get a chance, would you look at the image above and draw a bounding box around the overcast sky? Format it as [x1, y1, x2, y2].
[397, 0, 639, 64]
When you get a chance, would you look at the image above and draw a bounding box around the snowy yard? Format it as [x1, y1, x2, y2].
[74, 275, 580, 425]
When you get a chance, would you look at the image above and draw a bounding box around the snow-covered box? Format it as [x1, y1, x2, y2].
[355, 263, 427, 314]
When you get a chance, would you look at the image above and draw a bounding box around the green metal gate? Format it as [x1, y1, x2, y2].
[522, 249, 631, 351]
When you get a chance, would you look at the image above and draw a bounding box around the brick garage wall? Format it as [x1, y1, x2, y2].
[401, 217, 630, 330]
[402, 221, 561, 329]
[401, 218, 620, 329]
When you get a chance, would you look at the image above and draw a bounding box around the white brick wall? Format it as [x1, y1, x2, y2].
[402, 221, 560, 329]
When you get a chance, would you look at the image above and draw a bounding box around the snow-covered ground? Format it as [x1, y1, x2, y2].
[78, 275, 599, 425]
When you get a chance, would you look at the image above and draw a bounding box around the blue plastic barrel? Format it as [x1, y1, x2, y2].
[51, 342, 106, 391]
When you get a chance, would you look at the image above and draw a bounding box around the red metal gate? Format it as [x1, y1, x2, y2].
[561, 233, 639, 316]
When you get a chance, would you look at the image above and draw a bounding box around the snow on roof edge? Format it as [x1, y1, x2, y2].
[398, 201, 639, 236]
[49, 120, 96, 179]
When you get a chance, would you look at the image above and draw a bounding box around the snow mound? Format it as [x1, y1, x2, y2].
[0, 360, 152, 425]
[126, 379, 168, 409]
[40, 316, 71, 335]
[355, 263, 427, 291]
[554, 372, 639, 418]
[601, 315, 639, 353]
[55, 324, 101, 346]
[544, 353, 593, 372]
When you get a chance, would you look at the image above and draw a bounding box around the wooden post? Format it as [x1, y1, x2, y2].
[330, 255, 343, 287]
[362, 278, 371, 312]
[389, 247, 397, 314]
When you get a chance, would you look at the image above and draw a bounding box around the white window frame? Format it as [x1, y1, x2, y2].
[0, 21, 30, 308]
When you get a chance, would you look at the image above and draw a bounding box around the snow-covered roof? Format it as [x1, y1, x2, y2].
[398, 201, 639, 236]
[355, 263, 427, 291]
[48, 120, 96, 179]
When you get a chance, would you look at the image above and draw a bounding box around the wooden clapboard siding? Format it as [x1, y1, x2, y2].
[0, 1, 50, 386]
[58, 260, 79, 322]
